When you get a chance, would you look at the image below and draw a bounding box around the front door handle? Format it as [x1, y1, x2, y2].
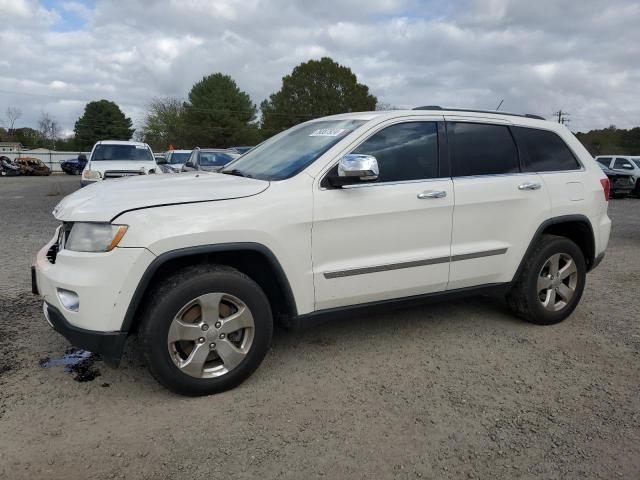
[417, 190, 447, 199]
[518, 182, 542, 191]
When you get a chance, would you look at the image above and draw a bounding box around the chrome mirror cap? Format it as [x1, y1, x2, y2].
[338, 154, 379, 181]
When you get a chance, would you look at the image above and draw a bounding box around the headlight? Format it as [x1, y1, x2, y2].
[82, 169, 101, 180]
[65, 223, 128, 252]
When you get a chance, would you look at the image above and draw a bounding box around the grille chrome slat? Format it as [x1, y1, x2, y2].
[103, 170, 144, 179]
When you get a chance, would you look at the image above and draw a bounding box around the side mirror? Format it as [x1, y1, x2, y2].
[185, 161, 195, 168]
[329, 154, 379, 187]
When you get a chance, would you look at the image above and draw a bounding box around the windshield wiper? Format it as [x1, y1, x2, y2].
[223, 169, 251, 178]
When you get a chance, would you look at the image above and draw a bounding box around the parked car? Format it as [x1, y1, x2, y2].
[34, 107, 611, 396]
[154, 154, 174, 173]
[181, 148, 238, 172]
[227, 146, 253, 155]
[81, 140, 159, 187]
[60, 154, 88, 175]
[0, 156, 21, 176]
[595, 155, 640, 195]
[15, 157, 51, 176]
[598, 164, 635, 198]
[163, 150, 193, 173]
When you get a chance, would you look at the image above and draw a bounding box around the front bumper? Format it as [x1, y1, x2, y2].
[80, 179, 99, 187]
[43, 302, 127, 366]
[33, 230, 155, 361]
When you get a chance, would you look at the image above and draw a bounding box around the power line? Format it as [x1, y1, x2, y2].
[553, 110, 571, 125]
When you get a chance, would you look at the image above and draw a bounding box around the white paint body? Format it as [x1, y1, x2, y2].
[81, 140, 158, 186]
[35, 110, 611, 333]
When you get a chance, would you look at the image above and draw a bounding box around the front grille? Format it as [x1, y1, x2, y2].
[103, 170, 144, 179]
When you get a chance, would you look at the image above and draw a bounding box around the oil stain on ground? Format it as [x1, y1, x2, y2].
[40, 347, 101, 382]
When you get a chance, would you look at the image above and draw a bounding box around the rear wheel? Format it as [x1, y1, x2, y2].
[139, 265, 273, 396]
[507, 235, 586, 325]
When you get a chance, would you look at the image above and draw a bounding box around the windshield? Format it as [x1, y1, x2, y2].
[201, 152, 234, 167]
[169, 152, 191, 164]
[92, 145, 153, 161]
[221, 119, 366, 180]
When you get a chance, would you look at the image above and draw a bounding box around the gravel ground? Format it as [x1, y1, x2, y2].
[0, 176, 638, 479]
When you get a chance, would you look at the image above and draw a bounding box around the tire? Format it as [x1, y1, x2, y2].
[139, 264, 273, 396]
[506, 235, 586, 325]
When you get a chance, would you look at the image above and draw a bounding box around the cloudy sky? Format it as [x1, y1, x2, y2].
[1, 0, 639, 137]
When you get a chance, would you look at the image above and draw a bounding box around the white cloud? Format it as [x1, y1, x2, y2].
[0, 0, 639, 134]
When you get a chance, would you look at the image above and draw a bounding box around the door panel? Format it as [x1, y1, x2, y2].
[448, 174, 550, 289]
[445, 119, 551, 289]
[312, 180, 454, 310]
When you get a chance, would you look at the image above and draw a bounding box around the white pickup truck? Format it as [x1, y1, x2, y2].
[34, 107, 611, 396]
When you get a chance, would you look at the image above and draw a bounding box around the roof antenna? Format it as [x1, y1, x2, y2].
[495, 99, 504, 111]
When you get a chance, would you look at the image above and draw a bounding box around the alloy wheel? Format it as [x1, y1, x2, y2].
[167, 293, 255, 378]
[537, 253, 578, 312]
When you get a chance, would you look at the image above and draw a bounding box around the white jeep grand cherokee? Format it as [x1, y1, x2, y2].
[33, 107, 611, 396]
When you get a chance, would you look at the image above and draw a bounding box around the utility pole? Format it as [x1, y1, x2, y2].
[554, 110, 570, 125]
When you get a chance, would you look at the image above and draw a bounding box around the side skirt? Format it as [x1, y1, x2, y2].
[286, 283, 509, 330]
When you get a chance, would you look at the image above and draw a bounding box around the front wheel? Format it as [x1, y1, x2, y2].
[507, 235, 586, 325]
[139, 265, 273, 396]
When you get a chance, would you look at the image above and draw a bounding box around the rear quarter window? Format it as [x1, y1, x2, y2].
[512, 127, 580, 172]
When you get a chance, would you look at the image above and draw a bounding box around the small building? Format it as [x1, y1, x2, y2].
[0, 142, 23, 153]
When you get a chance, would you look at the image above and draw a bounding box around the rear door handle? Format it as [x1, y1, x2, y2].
[417, 190, 447, 199]
[518, 182, 542, 191]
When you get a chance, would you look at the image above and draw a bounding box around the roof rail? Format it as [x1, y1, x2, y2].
[412, 106, 545, 121]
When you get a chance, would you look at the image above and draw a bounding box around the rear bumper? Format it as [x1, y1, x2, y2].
[43, 302, 127, 366]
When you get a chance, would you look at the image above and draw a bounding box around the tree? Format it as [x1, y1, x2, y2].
[575, 126, 640, 156]
[183, 73, 259, 147]
[141, 97, 187, 150]
[5, 107, 22, 133]
[375, 102, 401, 111]
[73, 99, 134, 150]
[260, 57, 377, 136]
[12, 127, 40, 148]
[38, 111, 59, 148]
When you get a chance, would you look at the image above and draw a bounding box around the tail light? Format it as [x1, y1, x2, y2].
[600, 178, 610, 201]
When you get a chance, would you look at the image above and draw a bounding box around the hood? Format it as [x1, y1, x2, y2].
[200, 165, 224, 172]
[87, 160, 158, 173]
[53, 171, 270, 222]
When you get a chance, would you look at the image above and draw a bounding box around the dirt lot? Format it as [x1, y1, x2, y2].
[0, 175, 638, 479]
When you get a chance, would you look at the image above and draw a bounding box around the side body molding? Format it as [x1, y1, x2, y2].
[120, 242, 297, 333]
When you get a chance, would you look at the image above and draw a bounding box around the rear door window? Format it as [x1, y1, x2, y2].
[512, 127, 580, 172]
[448, 122, 519, 176]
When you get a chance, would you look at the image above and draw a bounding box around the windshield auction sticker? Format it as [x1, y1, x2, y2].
[309, 128, 349, 137]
